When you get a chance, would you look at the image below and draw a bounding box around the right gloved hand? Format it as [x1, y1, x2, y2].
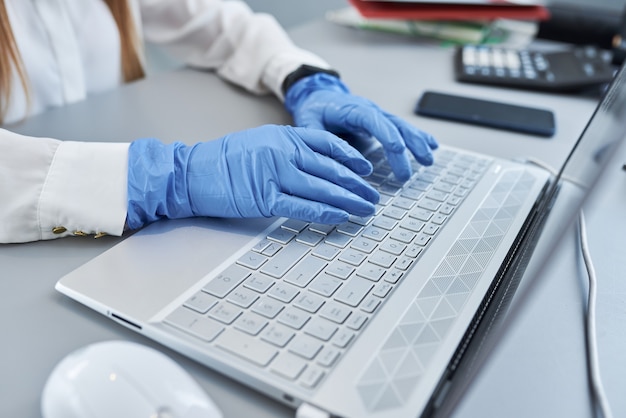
[126, 125, 380, 230]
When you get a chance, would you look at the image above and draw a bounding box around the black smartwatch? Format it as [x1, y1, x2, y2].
[281, 64, 340, 95]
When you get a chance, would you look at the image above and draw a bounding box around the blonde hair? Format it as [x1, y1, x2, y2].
[0, 0, 145, 124]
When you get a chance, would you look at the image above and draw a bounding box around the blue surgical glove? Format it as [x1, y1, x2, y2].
[284, 73, 439, 182]
[126, 125, 380, 230]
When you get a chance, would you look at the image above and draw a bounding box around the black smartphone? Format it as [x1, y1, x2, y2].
[414, 91, 556, 137]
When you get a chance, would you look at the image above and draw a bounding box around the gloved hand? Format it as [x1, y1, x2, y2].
[284, 73, 439, 182]
[126, 125, 380, 230]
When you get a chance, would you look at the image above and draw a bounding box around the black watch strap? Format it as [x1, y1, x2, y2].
[281, 64, 340, 95]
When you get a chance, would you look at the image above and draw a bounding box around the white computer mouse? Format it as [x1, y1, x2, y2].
[41, 340, 223, 418]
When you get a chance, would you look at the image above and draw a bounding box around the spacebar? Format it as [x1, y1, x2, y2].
[215, 329, 278, 367]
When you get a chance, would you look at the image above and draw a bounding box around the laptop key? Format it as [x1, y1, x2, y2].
[332, 329, 354, 348]
[379, 239, 406, 256]
[184, 291, 218, 314]
[267, 283, 300, 303]
[203, 265, 250, 298]
[426, 190, 450, 202]
[324, 231, 351, 248]
[283, 256, 326, 288]
[345, 312, 368, 330]
[261, 242, 282, 257]
[267, 227, 296, 245]
[311, 243, 340, 261]
[251, 238, 271, 253]
[362, 226, 387, 242]
[260, 242, 309, 278]
[336, 222, 363, 237]
[308, 274, 342, 298]
[215, 329, 278, 367]
[325, 260, 355, 280]
[356, 263, 385, 282]
[271, 352, 307, 380]
[243, 274, 274, 293]
[384, 269, 404, 284]
[208, 302, 242, 324]
[293, 292, 325, 313]
[226, 287, 259, 308]
[299, 366, 325, 389]
[251, 296, 284, 319]
[278, 307, 311, 330]
[361, 296, 381, 313]
[236, 251, 268, 270]
[338, 248, 367, 266]
[309, 223, 335, 235]
[350, 237, 377, 254]
[319, 301, 351, 324]
[289, 334, 323, 360]
[334, 277, 373, 307]
[317, 346, 340, 368]
[261, 323, 295, 347]
[164, 306, 224, 342]
[296, 230, 325, 246]
[409, 208, 434, 222]
[373, 216, 398, 231]
[281, 219, 309, 233]
[234, 312, 268, 336]
[304, 317, 338, 341]
[418, 198, 441, 212]
[349, 214, 373, 226]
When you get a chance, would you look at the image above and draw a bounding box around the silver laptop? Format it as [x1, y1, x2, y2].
[56, 63, 626, 418]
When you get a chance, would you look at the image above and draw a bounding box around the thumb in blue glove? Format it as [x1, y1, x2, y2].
[126, 125, 380, 230]
[284, 72, 439, 182]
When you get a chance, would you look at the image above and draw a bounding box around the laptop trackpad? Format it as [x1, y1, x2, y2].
[56, 217, 277, 322]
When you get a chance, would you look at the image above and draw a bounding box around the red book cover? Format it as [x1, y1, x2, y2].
[348, 0, 551, 21]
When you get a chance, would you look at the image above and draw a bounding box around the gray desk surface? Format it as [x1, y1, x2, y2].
[2, 19, 625, 418]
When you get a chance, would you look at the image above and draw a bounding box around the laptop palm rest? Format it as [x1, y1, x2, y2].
[56, 217, 276, 323]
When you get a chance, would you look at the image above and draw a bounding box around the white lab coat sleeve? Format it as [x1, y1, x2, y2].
[0, 128, 129, 243]
[137, 0, 331, 100]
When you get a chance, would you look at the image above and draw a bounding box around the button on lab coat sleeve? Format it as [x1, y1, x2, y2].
[0, 129, 128, 243]
[137, 0, 331, 100]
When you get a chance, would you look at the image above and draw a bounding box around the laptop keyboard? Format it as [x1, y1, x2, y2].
[163, 147, 491, 390]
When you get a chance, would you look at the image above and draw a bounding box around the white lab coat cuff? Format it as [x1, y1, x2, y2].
[38, 141, 129, 240]
[211, 10, 330, 100]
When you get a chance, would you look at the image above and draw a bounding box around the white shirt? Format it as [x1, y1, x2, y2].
[0, 0, 329, 243]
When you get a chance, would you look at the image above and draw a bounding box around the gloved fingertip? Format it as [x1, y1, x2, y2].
[392, 166, 412, 183]
[427, 135, 440, 149]
[342, 205, 373, 220]
[318, 210, 350, 225]
[389, 141, 406, 154]
[420, 151, 435, 166]
[366, 187, 380, 206]
[364, 202, 377, 215]
[354, 183, 380, 205]
[370, 190, 381, 205]
[354, 159, 374, 176]
[396, 172, 412, 183]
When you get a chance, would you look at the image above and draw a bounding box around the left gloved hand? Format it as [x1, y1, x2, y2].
[284, 73, 439, 182]
[125, 125, 379, 230]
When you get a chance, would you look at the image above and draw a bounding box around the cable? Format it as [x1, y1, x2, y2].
[516, 156, 612, 417]
[296, 403, 330, 418]
[578, 210, 613, 418]
[515, 156, 588, 188]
